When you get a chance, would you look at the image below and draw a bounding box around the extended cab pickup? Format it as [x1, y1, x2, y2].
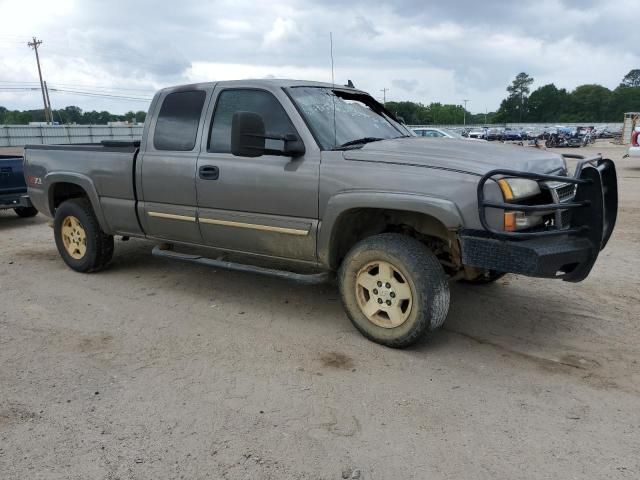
[25, 79, 618, 348]
[1, 154, 38, 217]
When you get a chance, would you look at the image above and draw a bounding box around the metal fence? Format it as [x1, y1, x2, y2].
[408, 122, 624, 130]
[0, 125, 144, 147]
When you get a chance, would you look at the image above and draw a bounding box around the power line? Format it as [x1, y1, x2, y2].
[50, 82, 156, 93]
[0, 80, 156, 94]
[49, 88, 152, 102]
[0, 86, 151, 102]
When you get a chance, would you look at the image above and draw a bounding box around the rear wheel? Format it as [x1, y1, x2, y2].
[14, 206, 38, 218]
[338, 233, 450, 348]
[54, 198, 113, 272]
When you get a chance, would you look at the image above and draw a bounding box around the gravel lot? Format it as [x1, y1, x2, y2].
[1, 142, 638, 479]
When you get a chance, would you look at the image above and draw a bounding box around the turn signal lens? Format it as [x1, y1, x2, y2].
[498, 178, 541, 200]
[498, 179, 514, 201]
[504, 212, 516, 231]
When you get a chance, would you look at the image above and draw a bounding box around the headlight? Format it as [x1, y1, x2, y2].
[497, 178, 541, 201]
[497, 178, 544, 231]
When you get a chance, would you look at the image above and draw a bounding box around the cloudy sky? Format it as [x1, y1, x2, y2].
[1, 0, 638, 114]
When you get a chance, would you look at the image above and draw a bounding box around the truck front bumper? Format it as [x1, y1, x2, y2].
[0, 194, 33, 210]
[460, 156, 617, 282]
[460, 232, 595, 281]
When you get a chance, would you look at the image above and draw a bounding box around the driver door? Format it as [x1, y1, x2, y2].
[195, 87, 320, 261]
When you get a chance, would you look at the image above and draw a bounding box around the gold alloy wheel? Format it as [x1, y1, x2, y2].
[355, 260, 413, 328]
[61, 216, 87, 260]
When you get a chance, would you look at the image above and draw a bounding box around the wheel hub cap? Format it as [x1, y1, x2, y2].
[355, 260, 413, 328]
[61, 216, 87, 260]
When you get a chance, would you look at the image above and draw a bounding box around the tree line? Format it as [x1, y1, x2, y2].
[0, 105, 146, 125]
[3, 70, 640, 125]
[386, 69, 640, 125]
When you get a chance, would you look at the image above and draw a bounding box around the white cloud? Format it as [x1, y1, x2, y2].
[0, 0, 637, 114]
[262, 17, 301, 49]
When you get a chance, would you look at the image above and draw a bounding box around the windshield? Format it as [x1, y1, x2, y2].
[287, 86, 408, 150]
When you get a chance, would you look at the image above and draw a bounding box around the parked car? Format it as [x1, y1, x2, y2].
[0, 154, 38, 217]
[502, 129, 523, 141]
[467, 128, 487, 139]
[486, 128, 504, 141]
[412, 127, 485, 141]
[412, 127, 454, 138]
[25, 79, 618, 348]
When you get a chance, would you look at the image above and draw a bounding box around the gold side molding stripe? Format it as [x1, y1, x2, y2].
[199, 217, 310, 236]
[148, 211, 197, 223]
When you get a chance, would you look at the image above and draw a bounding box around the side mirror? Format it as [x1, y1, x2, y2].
[230, 111, 305, 158]
[231, 111, 266, 157]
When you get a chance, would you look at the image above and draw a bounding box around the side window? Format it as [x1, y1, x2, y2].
[209, 89, 297, 153]
[154, 90, 206, 151]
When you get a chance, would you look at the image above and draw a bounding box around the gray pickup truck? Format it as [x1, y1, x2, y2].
[25, 79, 618, 348]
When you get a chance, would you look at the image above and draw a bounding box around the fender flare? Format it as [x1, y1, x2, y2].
[44, 172, 112, 234]
[317, 190, 464, 266]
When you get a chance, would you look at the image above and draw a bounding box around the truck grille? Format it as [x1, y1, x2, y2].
[550, 182, 576, 229]
[555, 183, 576, 202]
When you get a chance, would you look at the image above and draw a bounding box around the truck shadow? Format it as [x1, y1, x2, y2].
[105, 239, 587, 357]
[104, 238, 348, 332]
[0, 212, 47, 231]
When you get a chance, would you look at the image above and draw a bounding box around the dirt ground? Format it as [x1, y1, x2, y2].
[1, 141, 638, 479]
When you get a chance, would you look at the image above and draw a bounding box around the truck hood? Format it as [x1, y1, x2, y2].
[343, 138, 566, 176]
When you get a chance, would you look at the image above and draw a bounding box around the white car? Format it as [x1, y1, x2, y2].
[467, 128, 487, 139]
[413, 127, 485, 140]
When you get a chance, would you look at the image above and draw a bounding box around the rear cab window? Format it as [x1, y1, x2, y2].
[153, 90, 207, 151]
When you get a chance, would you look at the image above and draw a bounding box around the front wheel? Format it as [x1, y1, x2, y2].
[54, 198, 114, 272]
[14, 206, 38, 218]
[338, 233, 450, 348]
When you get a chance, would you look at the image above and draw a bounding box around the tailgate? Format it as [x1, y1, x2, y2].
[0, 157, 26, 195]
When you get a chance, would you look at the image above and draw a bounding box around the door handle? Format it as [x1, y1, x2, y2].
[199, 165, 219, 180]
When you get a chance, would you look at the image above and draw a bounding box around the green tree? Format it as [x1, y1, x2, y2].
[568, 84, 611, 122]
[620, 69, 640, 88]
[608, 85, 640, 118]
[527, 84, 570, 122]
[496, 72, 535, 122]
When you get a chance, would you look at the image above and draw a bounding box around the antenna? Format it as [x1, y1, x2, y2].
[330, 32, 335, 87]
[330, 32, 337, 147]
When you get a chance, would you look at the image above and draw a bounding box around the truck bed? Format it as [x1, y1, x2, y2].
[24, 142, 142, 235]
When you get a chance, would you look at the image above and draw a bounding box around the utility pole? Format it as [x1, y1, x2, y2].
[380, 88, 389, 106]
[44, 81, 53, 124]
[28, 36, 51, 124]
[463, 99, 469, 125]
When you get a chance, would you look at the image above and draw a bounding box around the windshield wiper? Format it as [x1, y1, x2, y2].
[332, 137, 384, 150]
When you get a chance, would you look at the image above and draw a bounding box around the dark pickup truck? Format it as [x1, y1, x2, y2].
[24, 79, 618, 348]
[0, 154, 38, 217]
